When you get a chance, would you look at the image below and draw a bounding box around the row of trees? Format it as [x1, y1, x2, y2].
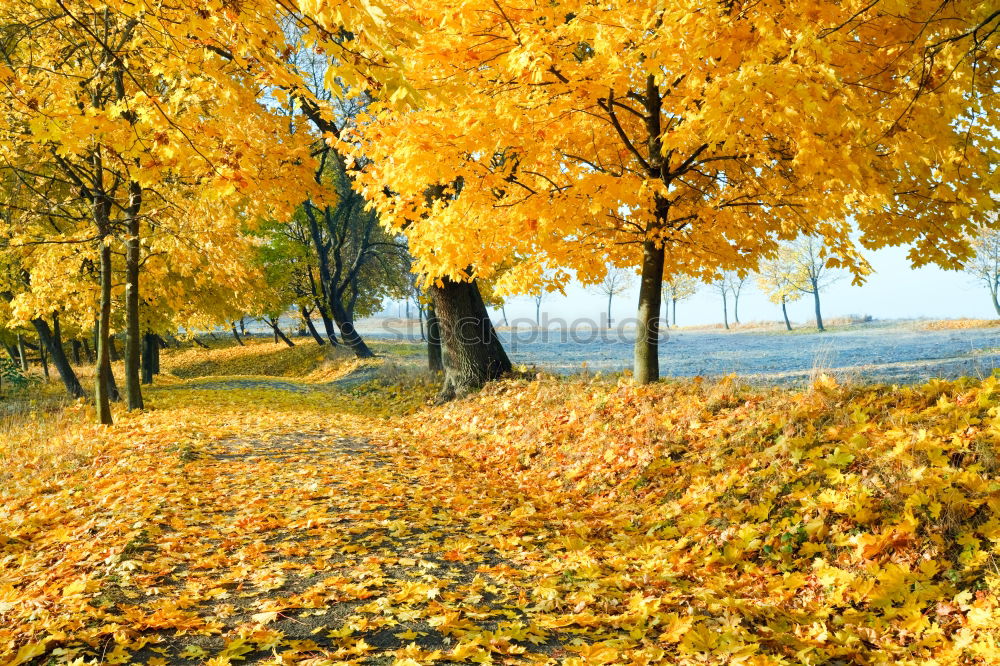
[2, 0, 996, 418]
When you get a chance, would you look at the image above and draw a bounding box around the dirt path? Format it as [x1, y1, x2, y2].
[90, 419, 578, 665]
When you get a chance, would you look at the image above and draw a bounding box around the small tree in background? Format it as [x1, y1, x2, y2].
[789, 237, 841, 332]
[713, 273, 735, 330]
[963, 222, 1000, 317]
[726, 273, 749, 324]
[662, 275, 698, 328]
[757, 248, 804, 330]
[591, 267, 635, 328]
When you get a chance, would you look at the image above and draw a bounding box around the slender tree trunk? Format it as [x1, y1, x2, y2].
[109, 337, 120, 363]
[38, 336, 49, 380]
[501, 304, 508, 327]
[302, 310, 326, 346]
[239, 317, 247, 337]
[32, 316, 84, 398]
[141, 333, 155, 385]
[782, 298, 793, 331]
[16, 334, 27, 372]
[607, 293, 613, 328]
[536, 300, 541, 327]
[991, 287, 1000, 317]
[733, 290, 741, 324]
[430, 277, 511, 400]
[330, 301, 374, 359]
[95, 243, 114, 424]
[267, 318, 295, 347]
[812, 280, 825, 331]
[722, 292, 730, 330]
[633, 237, 665, 384]
[82, 339, 94, 363]
[232, 324, 244, 346]
[71, 339, 82, 365]
[672, 297, 677, 328]
[419, 307, 426, 341]
[124, 193, 143, 411]
[426, 301, 443, 373]
[4, 343, 18, 365]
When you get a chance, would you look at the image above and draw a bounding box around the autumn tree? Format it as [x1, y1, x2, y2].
[713, 276, 732, 331]
[662, 275, 698, 328]
[352, 0, 997, 390]
[591, 267, 635, 328]
[757, 248, 804, 331]
[788, 237, 841, 332]
[962, 223, 1000, 316]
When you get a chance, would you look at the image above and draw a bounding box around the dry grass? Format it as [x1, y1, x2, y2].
[921, 318, 1000, 330]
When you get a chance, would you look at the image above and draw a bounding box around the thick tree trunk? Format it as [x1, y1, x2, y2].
[316, 304, 340, 345]
[782, 299, 793, 331]
[429, 278, 511, 400]
[633, 238, 665, 384]
[426, 302, 443, 373]
[232, 324, 244, 346]
[812, 280, 825, 331]
[95, 243, 114, 424]
[302, 310, 326, 346]
[124, 198, 143, 411]
[331, 301, 374, 359]
[32, 316, 84, 398]
[267, 318, 295, 347]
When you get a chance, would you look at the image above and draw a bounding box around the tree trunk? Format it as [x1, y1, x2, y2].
[95, 243, 114, 424]
[124, 195, 143, 411]
[82, 338, 94, 363]
[316, 304, 340, 345]
[32, 316, 84, 398]
[430, 277, 511, 400]
[607, 293, 613, 328]
[109, 336, 120, 362]
[781, 298, 793, 331]
[239, 317, 247, 336]
[302, 310, 326, 346]
[733, 290, 741, 324]
[232, 324, 244, 346]
[38, 335, 49, 380]
[71, 339, 82, 365]
[4, 343, 18, 365]
[722, 293, 730, 330]
[426, 301, 443, 373]
[633, 238, 665, 384]
[991, 287, 1000, 317]
[672, 297, 677, 328]
[16, 334, 27, 371]
[141, 333, 153, 384]
[267, 318, 295, 347]
[812, 280, 825, 331]
[330, 300, 374, 359]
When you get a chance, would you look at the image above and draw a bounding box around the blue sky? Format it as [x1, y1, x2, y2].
[462, 246, 995, 327]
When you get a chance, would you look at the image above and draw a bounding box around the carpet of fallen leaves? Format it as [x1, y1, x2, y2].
[2, 347, 1000, 665]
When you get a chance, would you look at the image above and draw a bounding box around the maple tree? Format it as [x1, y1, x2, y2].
[963, 222, 1000, 316]
[351, 0, 998, 388]
[757, 246, 806, 331]
[661, 274, 698, 328]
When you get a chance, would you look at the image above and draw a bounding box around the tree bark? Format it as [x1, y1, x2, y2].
[232, 324, 245, 346]
[607, 293, 613, 328]
[302, 310, 326, 346]
[316, 303, 340, 345]
[32, 316, 84, 398]
[95, 243, 114, 424]
[426, 301, 443, 373]
[733, 290, 741, 324]
[141, 332, 157, 384]
[812, 280, 825, 331]
[990, 287, 1000, 317]
[672, 297, 677, 328]
[722, 292, 730, 330]
[267, 318, 295, 347]
[71, 339, 82, 365]
[109, 336, 120, 362]
[82, 338, 94, 363]
[430, 277, 511, 400]
[633, 237, 665, 384]
[330, 300, 374, 359]
[38, 336, 49, 380]
[16, 333, 27, 371]
[781, 298, 793, 331]
[124, 185, 143, 411]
